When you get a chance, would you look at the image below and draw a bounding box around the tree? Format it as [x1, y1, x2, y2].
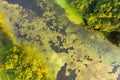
[69, 0, 120, 32]
[0, 44, 53, 80]
[62, 0, 120, 46]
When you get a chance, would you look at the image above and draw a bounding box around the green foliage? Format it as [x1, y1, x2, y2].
[70, 0, 120, 32]
[61, 0, 120, 46]
[72, 0, 93, 12]
[2, 0, 120, 80]
[0, 1, 70, 79]
[0, 44, 53, 80]
[0, 29, 12, 48]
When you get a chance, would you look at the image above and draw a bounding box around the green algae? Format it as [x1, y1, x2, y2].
[56, 0, 83, 24]
[1, 0, 120, 79]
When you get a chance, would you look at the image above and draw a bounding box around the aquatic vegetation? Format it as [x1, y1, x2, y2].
[0, 12, 54, 80]
[56, 0, 83, 24]
[1, 0, 120, 80]
[0, 1, 70, 79]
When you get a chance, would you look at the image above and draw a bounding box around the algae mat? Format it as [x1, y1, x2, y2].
[0, 0, 120, 80]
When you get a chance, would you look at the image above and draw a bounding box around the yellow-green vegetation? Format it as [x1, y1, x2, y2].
[56, 0, 83, 24]
[1, 0, 120, 80]
[57, 0, 120, 32]
[2, 45, 53, 80]
[74, 0, 120, 32]
[56, 0, 120, 46]
[0, 13, 53, 80]
[0, 1, 69, 79]
[0, 12, 15, 43]
[0, 12, 13, 49]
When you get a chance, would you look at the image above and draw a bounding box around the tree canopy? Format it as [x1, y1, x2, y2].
[68, 0, 120, 32]
[2, 45, 53, 80]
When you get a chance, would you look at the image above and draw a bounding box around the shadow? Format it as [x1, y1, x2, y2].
[6, 0, 44, 16]
[106, 31, 120, 47]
